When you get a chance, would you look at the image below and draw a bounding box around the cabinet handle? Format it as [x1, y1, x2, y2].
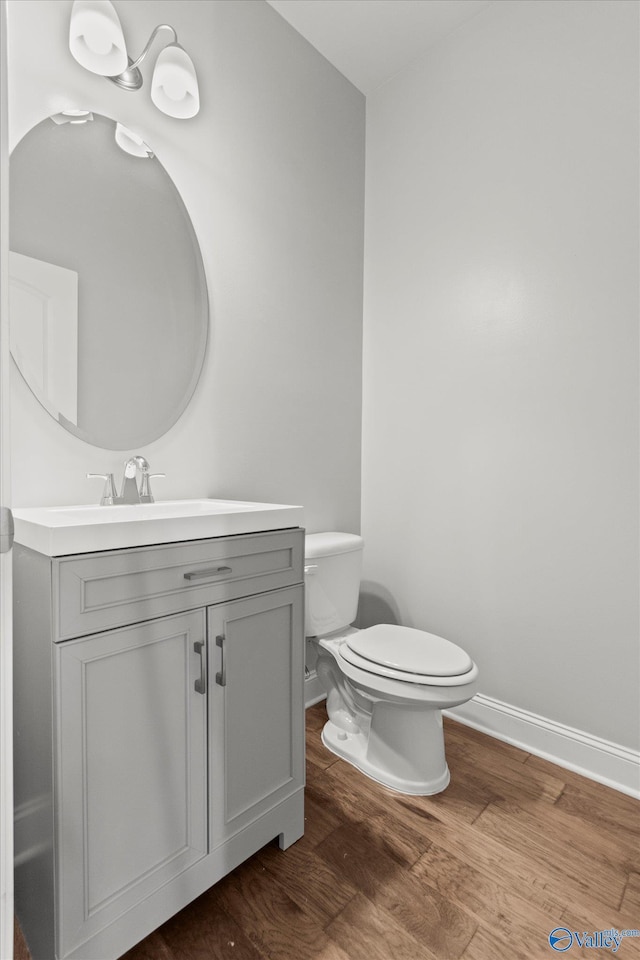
[194, 641, 206, 694]
[184, 566, 233, 582]
[215, 635, 226, 687]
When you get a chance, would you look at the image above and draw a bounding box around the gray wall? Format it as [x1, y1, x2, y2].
[8, 0, 364, 535]
[9, 0, 638, 759]
[361, 0, 639, 750]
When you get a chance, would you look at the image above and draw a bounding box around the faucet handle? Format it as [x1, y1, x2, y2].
[139, 472, 165, 504]
[87, 473, 118, 506]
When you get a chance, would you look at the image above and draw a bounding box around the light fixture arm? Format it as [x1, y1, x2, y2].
[128, 24, 178, 71]
[107, 23, 179, 92]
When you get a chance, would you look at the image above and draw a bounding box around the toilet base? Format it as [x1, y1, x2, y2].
[321, 716, 451, 796]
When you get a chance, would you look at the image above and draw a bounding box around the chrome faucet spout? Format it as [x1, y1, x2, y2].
[119, 458, 142, 504]
[89, 457, 163, 505]
[118, 456, 151, 504]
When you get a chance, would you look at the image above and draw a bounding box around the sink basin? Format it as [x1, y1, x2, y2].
[13, 499, 305, 556]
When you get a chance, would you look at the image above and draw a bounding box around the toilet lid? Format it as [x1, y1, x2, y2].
[345, 624, 472, 677]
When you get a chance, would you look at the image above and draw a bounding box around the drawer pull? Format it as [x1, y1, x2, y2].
[215, 635, 226, 687]
[184, 566, 233, 582]
[194, 641, 206, 695]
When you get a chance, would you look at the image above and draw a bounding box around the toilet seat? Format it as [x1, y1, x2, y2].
[340, 624, 474, 686]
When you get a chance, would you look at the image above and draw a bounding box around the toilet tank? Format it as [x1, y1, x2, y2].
[305, 532, 363, 637]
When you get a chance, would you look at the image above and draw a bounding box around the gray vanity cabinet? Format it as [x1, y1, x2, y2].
[208, 587, 304, 848]
[14, 529, 305, 960]
[56, 612, 209, 959]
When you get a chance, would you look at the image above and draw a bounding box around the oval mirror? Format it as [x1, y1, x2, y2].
[9, 112, 208, 450]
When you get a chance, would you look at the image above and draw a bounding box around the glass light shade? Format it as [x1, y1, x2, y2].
[50, 110, 94, 125]
[69, 0, 128, 77]
[115, 123, 154, 158]
[151, 44, 200, 119]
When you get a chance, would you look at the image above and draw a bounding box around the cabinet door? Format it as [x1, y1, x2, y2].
[208, 586, 304, 847]
[55, 611, 208, 959]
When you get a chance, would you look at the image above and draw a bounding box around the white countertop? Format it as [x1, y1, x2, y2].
[13, 499, 305, 556]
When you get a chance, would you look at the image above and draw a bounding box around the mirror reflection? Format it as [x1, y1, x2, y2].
[10, 113, 208, 450]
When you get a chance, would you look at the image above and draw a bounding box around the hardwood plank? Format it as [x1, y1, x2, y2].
[256, 840, 358, 927]
[462, 925, 546, 960]
[558, 884, 640, 939]
[474, 799, 628, 908]
[554, 779, 640, 840]
[444, 718, 529, 764]
[402, 764, 497, 825]
[545, 794, 637, 873]
[622, 873, 640, 914]
[326, 892, 439, 960]
[413, 842, 564, 955]
[120, 930, 174, 960]
[126, 894, 265, 960]
[305, 701, 329, 732]
[370, 867, 477, 958]
[303, 786, 345, 847]
[306, 729, 340, 771]
[210, 857, 350, 960]
[525, 751, 640, 812]
[478, 793, 634, 879]
[309, 768, 430, 866]
[315, 821, 421, 898]
[445, 736, 565, 804]
[399, 811, 572, 914]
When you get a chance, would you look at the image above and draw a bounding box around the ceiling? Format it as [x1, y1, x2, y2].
[266, 0, 492, 95]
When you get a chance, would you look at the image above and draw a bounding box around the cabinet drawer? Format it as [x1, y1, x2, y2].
[53, 528, 303, 640]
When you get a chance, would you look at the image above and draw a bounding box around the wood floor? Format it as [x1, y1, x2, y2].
[16, 701, 640, 960]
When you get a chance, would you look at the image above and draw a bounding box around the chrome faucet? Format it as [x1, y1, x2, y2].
[86, 472, 118, 505]
[119, 456, 146, 504]
[87, 456, 165, 505]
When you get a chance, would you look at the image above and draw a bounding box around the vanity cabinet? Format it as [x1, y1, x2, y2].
[55, 612, 209, 958]
[14, 528, 305, 960]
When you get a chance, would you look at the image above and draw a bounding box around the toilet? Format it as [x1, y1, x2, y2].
[305, 532, 479, 796]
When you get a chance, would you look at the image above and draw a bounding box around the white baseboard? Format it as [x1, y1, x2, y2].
[304, 679, 639, 798]
[304, 671, 326, 709]
[445, 693, 640, 799]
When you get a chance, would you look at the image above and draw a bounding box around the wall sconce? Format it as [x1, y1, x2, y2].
[49, 112, 154, 158]
[114, 122, 154, 158]
[68, 0, 200, 119]
[50, 109, 94, 124]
